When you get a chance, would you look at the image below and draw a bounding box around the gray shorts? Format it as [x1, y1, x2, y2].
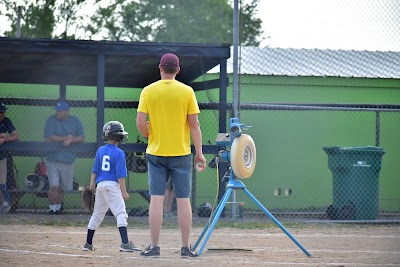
[46, 161, 74, 191]
[146, 154, 192, 198]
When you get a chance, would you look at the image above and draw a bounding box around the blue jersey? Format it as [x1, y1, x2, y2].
[92, 144, 128, 184]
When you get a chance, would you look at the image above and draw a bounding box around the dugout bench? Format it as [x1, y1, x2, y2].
[3, 141, 151, 213]
[8, 189, 150, 213]
[2, 141, 219, 213]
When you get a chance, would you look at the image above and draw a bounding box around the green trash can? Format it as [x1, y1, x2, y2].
[323, 146, 385, 220]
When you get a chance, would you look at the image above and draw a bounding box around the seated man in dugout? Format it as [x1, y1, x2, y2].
[44, 101, 84, 215]
[0, 102, 20, 214]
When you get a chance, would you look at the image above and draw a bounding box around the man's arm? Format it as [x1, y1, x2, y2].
[46, 135, 84, 146]
[188, 114, 206, 171]
[136, 111, 149, 139]
[46, 117, 85, 145]
[68, 135, 85, 144]
[0, 130, 19, 143]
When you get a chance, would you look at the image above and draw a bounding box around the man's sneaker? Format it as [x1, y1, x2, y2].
[0, 202, 11, 214]
[48, 210, 61, 215]
[181, 246, 198, 258]
[82, 242, 95, 251]
[140, 245, 160, 257]
[119, 241, 141, 252]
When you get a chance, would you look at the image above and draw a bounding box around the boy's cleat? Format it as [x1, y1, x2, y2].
[82, 242, 95, 251]
[119, 241, 141, 252]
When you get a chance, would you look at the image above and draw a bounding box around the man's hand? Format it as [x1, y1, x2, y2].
[0, 133, 6, 145]
[62, 135, 74, 146]
[194, 154, 207, 172]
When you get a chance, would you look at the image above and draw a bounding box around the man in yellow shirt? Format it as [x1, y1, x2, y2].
[136, 53, 206, 257]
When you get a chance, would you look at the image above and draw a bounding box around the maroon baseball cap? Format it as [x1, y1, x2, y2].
[160, 53, 179, 68]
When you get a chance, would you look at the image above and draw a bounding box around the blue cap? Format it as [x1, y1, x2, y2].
[55, 101, 69, 111]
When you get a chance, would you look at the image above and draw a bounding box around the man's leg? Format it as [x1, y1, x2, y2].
[0, 158, 8, 204]
[55, 162, 73, 212]
[149, 195, 164, 246]
[0, 191, 4, 204]
[46, 161, 62, 212]
[48, 187, 63, 204]
[176, 197, 192, 247]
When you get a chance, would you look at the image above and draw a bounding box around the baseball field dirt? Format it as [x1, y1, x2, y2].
[0, 214, 399, 266]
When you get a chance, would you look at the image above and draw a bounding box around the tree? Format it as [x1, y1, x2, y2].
[2, 0, 56, 39]
[54, 0, 87, 39]
[1, 0, 88, 39]
[1, 0, 264, 45]
[86, 0, 157, 41]
[87, 0, 264, 46]
[239, 0, 264, 46]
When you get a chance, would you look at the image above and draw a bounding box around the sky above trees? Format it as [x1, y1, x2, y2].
[0, 0, 264, 46]
[1, 0, 398, 51]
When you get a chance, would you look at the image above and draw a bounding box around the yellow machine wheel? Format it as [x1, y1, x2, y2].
[230, 134, 256, 179]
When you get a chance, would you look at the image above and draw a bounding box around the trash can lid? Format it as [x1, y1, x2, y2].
[323, 146, 385, 155]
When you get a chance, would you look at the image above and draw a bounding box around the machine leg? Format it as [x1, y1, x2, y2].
[243, 188, 312, 257]
[195, 188, 233, 256]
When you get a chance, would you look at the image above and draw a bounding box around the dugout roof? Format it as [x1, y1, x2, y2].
[0, 38, 230, 89]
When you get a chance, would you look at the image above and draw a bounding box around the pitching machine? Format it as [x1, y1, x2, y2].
[193, 118, 312, 257]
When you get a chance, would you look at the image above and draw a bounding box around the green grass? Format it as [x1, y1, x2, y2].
[1, 214, 398, 229]
[0, 214, 304, 229]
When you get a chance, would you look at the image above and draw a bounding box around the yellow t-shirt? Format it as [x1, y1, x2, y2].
[138, 79, 200, 156]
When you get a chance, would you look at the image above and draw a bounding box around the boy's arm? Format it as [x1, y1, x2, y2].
[118, 177, 129, 200]
[89, 173, 96, 190]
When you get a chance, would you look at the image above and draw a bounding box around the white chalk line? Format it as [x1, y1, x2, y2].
[7, 243, 400, 255]
[0, 248, 399, 266]
[2, 240, 400, 256]
[0, 230, 399, 239]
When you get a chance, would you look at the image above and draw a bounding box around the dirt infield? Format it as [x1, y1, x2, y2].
[0, 214, 399, 266]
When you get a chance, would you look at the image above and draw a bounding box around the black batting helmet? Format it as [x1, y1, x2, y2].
[25, 174, 49, 191]
[102, 121, 128, 143]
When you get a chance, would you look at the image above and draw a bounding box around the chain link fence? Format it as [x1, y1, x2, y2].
[2, 68, 399, 222]
[1, 90, 152, 215]
[213, 46, 400, 222]
[219, 50, 400, 222]
[1, 1, 399, 223]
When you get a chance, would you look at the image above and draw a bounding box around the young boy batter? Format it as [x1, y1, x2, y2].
[83, 121, 141, 252]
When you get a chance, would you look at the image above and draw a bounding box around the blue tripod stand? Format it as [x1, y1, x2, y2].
[193, 118, 312, 257]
